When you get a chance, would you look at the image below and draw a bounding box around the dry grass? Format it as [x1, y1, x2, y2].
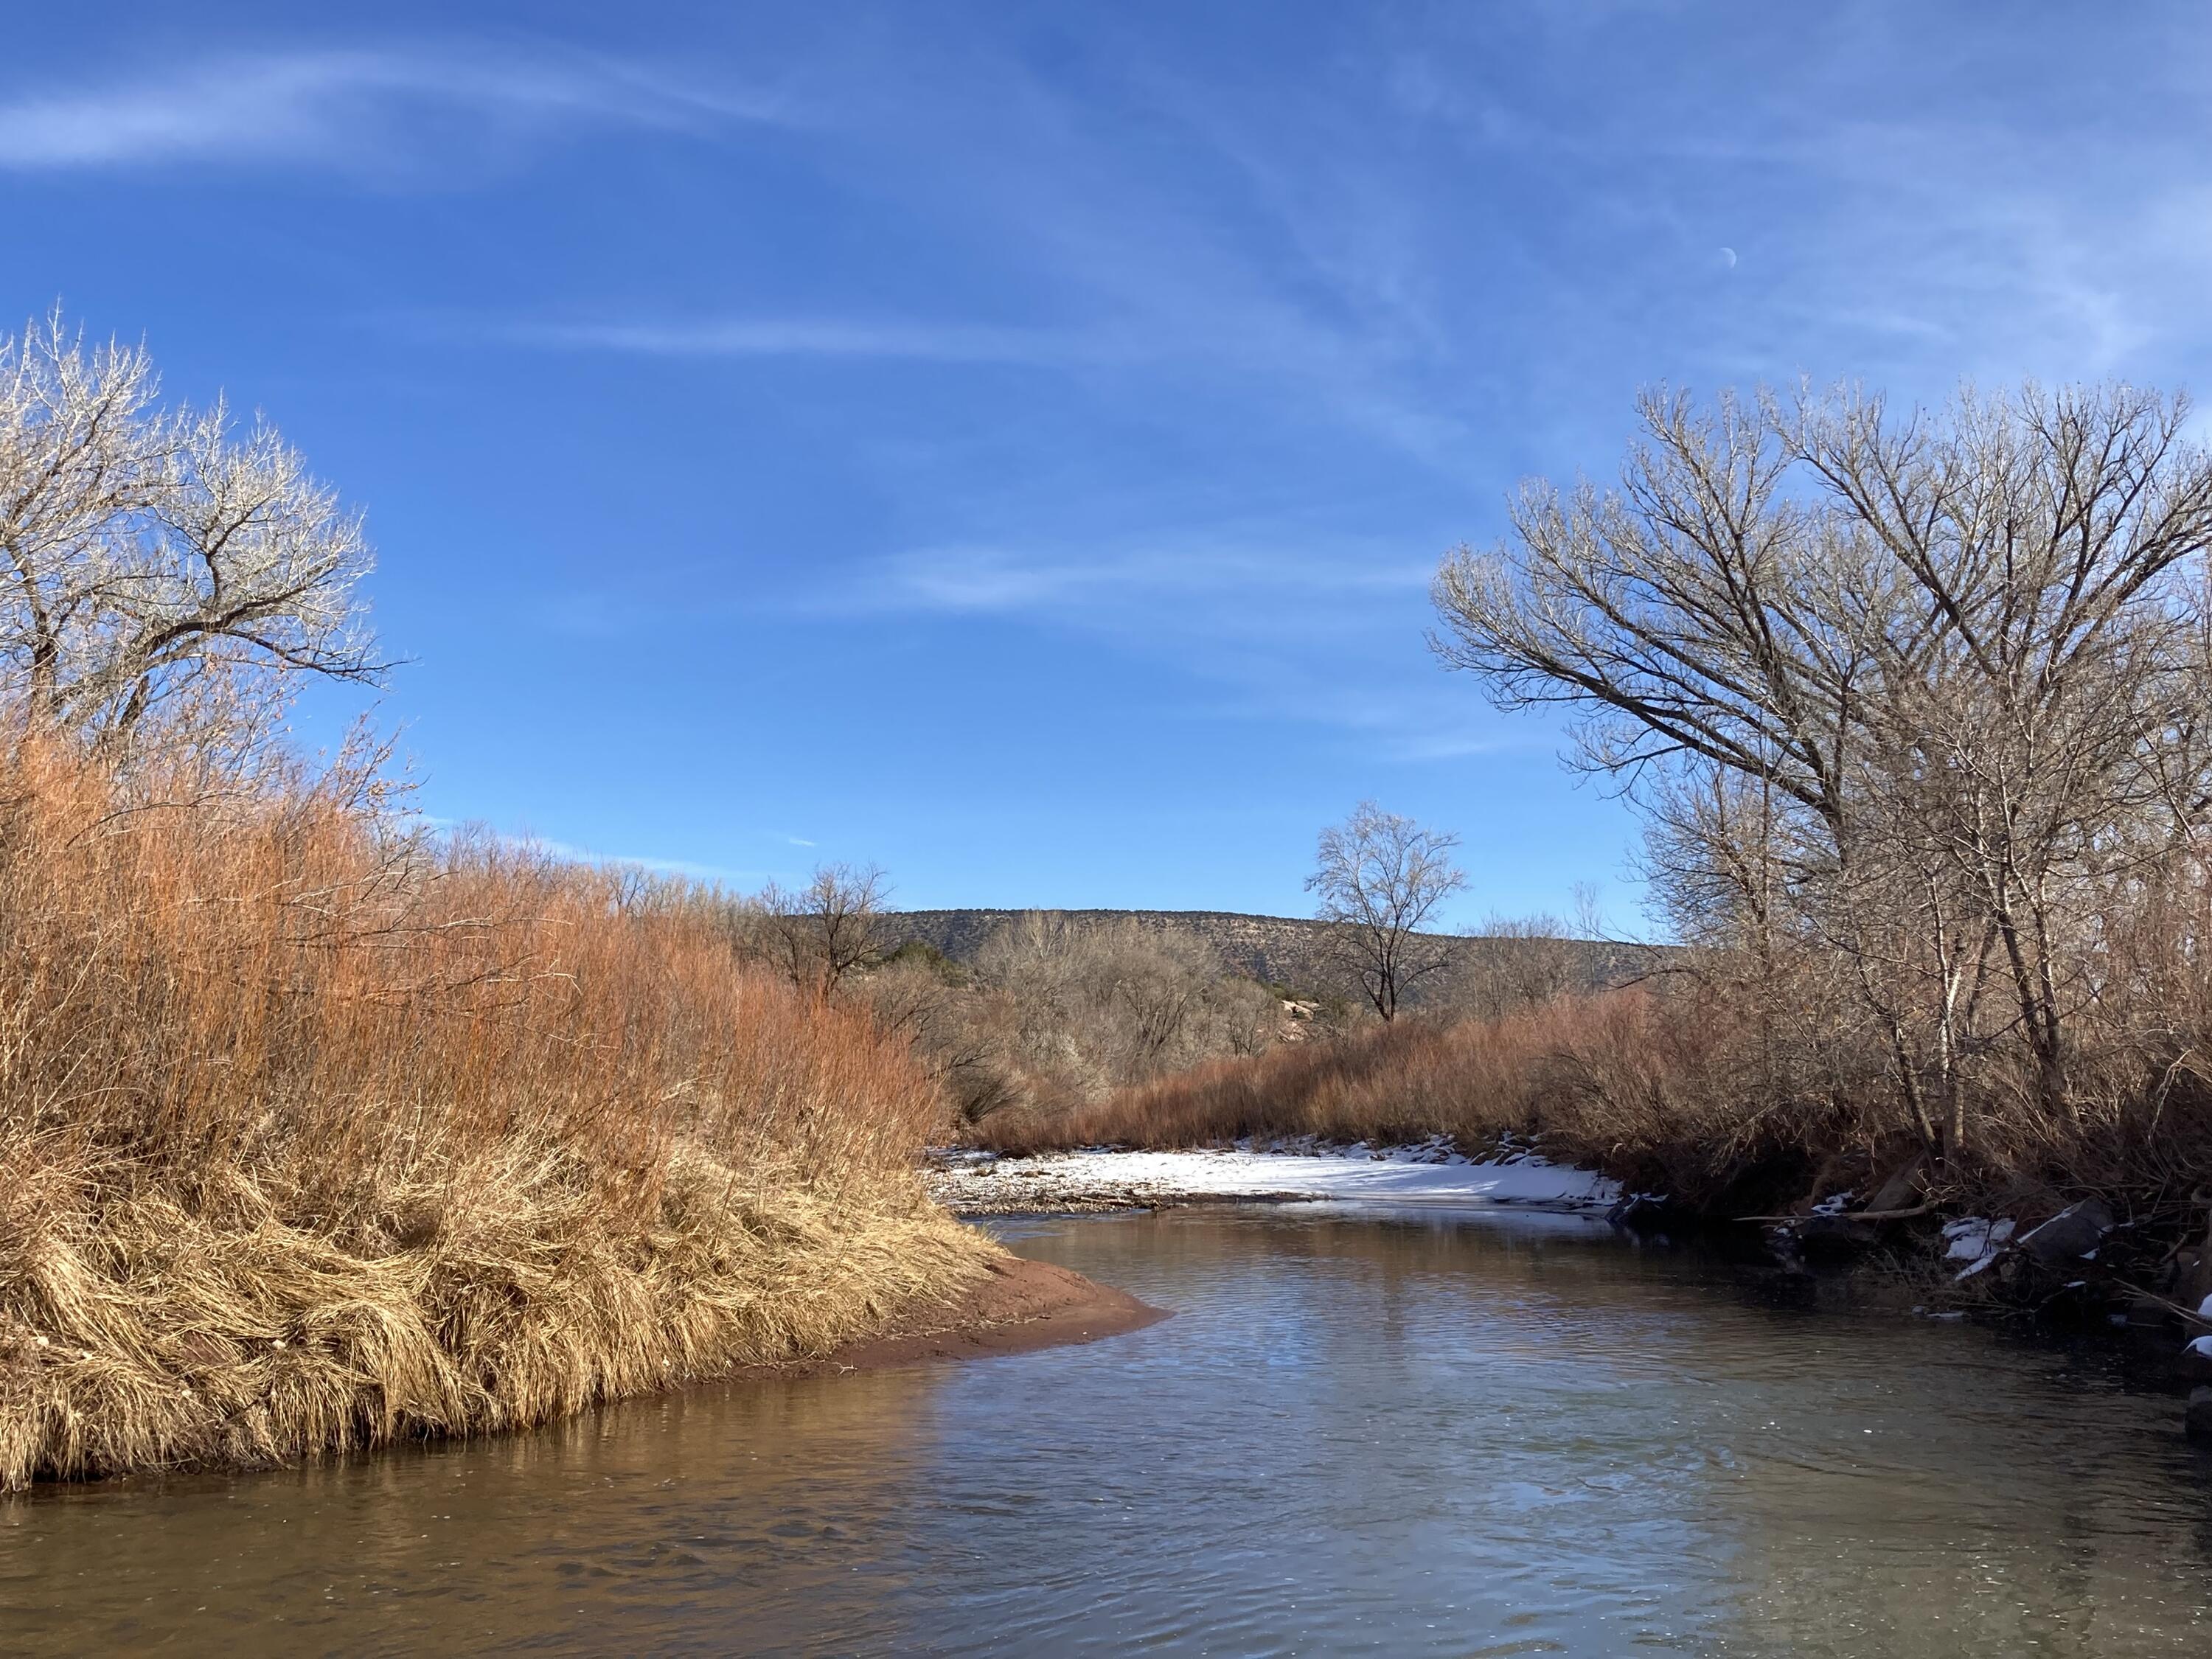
[979, 989, 1767, 1175]
[0, 740, 996, 1490]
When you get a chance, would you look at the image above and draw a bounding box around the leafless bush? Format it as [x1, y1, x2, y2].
[858, 952, 1026, 1123]
[879, 914, 1283, 1127]
[984, 984, 1757, 1178]
[1448, 913, 1583, 1018]
[989, 914, 1278, 1085]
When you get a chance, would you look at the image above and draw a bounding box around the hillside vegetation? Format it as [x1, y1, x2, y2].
[795, 902, 1652, 1130]
[876, 907, 1651, 1008]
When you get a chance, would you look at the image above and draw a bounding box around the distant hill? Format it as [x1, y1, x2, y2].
[874, 908, 1658, 1007]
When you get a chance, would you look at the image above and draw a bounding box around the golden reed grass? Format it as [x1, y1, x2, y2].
[996, 975, 2212, 1216]
[0, 740, 995, 1490]
[982, 990, 1867, 1203]
[977, 992, 1655, 1151]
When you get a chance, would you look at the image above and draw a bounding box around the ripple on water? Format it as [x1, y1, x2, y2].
[3, 1206, 2211, 1655]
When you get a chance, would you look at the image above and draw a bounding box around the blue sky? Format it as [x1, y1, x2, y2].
[6, 2, 2208, 929]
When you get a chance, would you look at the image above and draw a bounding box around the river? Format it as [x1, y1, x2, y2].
[4, 1205, 2210, 1655]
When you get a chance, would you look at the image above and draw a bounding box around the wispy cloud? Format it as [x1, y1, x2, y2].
[405, 815, 762, 885]
[523, 836, 751, 883]
[467, 27, 1492, 467]
[0, 44, 779, 175]
[843, 538, 1509, 759]
[490, 304, 1484, 468]
[869, 541, 1430, 618]
[528, 537, 1435, 651]
[504, 316, 1081, 366]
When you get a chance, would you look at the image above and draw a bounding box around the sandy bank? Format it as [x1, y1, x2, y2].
[930, 1145, 1621, 1215]
[750, 1254, 1166, 1375]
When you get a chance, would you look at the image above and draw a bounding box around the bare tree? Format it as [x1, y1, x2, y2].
[963, 912, 1280, 1109]
[1433, 381, 2212, 1144]
[0, 311, 382, 754]
[760, 863, 891, 998]
[1307, 801, 1467, 1022]
[1456, 911, 1579, 1018]
[859, 952, 1023, 1124]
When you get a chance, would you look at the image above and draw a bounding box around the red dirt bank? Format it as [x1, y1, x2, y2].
[754, 1256, 1165, 1377]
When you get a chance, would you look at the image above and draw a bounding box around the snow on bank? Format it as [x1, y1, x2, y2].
[1942, 1216, 2017, 1279]
[930, 1143, 1621, 1216]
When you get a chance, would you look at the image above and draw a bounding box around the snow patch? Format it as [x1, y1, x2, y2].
[932, 1145, 1621, 1214]
[1941, 1217, 2013, 1260]
[1942, 1216, 2014, 1279]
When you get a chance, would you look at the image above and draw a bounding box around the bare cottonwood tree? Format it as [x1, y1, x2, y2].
[1433, 381, 2212, 1147]
[759, 863, 892, 998]
[0, 312, 381, 755]
[1307, 801, 1467, 1023]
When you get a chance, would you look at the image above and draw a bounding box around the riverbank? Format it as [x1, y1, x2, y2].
[930, 1143, 2212, 1414]
[0, 1161, 1009, 1493]
[0, 738, 1012, 1493]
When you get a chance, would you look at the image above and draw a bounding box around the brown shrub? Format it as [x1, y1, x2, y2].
[984, 970, 2212, 1216]
[0, 739, 994, 1489]
[978, 990, 1745, 1164]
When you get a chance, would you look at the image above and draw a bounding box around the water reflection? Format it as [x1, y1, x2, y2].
[3, 1206, 2209, 1655]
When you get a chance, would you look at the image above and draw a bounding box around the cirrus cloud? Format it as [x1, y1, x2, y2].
[0, 43, 783, 175]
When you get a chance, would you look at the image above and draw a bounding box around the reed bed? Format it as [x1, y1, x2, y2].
[986, 980, 2212, 1217]
[981, 990, 1752, 1175]
[0, 741, 995, 1491]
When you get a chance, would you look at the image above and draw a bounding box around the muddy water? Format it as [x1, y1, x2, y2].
[5, 1207, 2212, 1656]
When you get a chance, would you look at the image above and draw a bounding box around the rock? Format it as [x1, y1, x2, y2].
[2182, 1340, 2212, 1385]
[2187, 1387, 2212, 1445]
[1795, 1214, 1878, 1262]
[2176, 1248, 2212, 1312]
[2033, 1280, 2105, 1329]
[1864, 1155, 1925, 1215]
[2126, 1295, 2176, 1330]
[1607, 1193, 1669, 1231]
[2017, 1199, 2115, 1267]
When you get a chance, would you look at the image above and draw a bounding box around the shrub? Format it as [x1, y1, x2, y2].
[0, 737, 992, 1489]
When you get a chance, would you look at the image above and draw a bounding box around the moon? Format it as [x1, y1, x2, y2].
[1719, 246, 1738, 269]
